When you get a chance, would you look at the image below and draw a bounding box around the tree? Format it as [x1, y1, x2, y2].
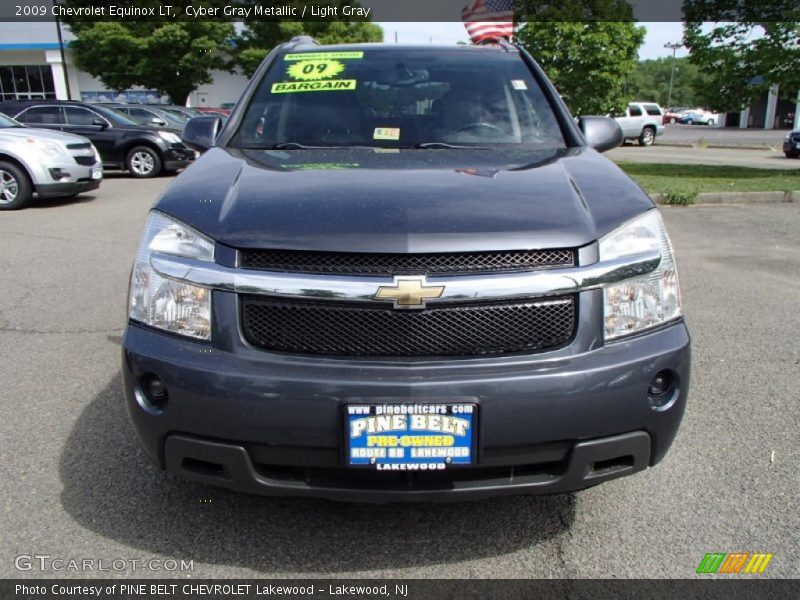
[63, 2, 235, 105]
[624, 57, 701, 108]
[683, 1, 800, 112]
[515, 1, 645, 115]
[233, 2, 383, 76]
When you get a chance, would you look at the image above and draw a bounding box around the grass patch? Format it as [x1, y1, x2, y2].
[616, 162, 799, 195]
[661, 190, 697, 205]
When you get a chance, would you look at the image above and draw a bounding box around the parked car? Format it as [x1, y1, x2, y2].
[0, 111, 101, 210]
[614, 102, 664, 146]
[220, 102, 236, 111]
[783, 130, 800, 158]
[123, 37, 690, 501]
[0, 100, 196, 178]
[99, 103, 189, 131]
[196, 107, 231, 117]
[156, 105, 204, 120]
[680, 110, 716, 126]
[662, 107, 689, 124]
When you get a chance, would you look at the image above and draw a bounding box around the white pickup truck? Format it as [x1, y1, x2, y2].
[614, 102, 665, 146]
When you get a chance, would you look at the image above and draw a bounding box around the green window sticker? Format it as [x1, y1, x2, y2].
[271, 80, 358, 94]
[284, 52, 364, 61]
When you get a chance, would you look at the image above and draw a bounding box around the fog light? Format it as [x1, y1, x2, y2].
[648, 371, 672, 397]
[48, 168, 70, 181]
[141, 373, 168, 408]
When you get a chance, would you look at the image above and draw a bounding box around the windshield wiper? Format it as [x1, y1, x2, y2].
[269, 142, 326, 150]
[414, 142, 491, 149]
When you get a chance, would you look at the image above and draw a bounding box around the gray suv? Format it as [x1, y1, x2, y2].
[122, 38, 690, 501]
[0, 112, 101, 210]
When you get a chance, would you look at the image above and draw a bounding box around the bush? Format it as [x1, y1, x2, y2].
[661, 190, 697, 206]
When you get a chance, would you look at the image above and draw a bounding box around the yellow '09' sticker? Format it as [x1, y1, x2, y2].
[287, 59, 346, 81]
[373, 127, 400, 140]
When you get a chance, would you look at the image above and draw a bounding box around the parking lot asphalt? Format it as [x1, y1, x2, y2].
[1, 175, 798, 579]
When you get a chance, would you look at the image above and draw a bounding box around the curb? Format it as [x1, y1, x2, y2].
[656, 142, 780, 151]
[651, 190, 799, 205]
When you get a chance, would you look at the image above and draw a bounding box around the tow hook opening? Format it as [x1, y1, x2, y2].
[591, 455, 635, 475]
[182, 457, 229, 480]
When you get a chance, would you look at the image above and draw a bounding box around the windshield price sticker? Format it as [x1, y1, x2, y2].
[271, 80, 357, 94]
[284, 51, 364, 61]
[287, 59, 346, 81]
[373, 127, 401, 141]
[346, 403, 477, 470]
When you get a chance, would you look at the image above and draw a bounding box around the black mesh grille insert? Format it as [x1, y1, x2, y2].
[241, 296, 576, 357]
[73, 156, 96, 166]
[239, 248, 575, 275]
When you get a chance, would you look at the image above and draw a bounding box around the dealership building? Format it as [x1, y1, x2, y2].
[0, 22, 248, 108]
[0, 22, 797, 128]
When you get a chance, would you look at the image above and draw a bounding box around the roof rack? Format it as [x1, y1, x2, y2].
[473, 37, 517, 52]
[285, 35, 321, 49]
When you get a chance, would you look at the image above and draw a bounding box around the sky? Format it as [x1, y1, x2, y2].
[378, 22, 689, 60]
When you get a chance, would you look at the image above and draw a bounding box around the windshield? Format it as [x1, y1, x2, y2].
[0, 112, 23, 128]
[231, 48, 565, 149]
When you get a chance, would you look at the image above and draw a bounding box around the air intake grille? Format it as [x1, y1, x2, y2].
[241, 296, 576, 357]
[239, 248, 575, 275]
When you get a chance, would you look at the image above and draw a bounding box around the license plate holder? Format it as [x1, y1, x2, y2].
[344, 402, 477, 470]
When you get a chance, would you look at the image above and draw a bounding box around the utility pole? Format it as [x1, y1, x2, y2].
[53, 0, 72, 100]
[664, 42, 682, 109]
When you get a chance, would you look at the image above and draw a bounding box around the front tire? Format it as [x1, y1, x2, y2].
[669, 117, 676, 124]
[638, 126, 656, 146]
[126, 146, 162, 178]
[785, 152, 798, 159]
[707, 119, 715, 126]
[0, 161, 32, 210]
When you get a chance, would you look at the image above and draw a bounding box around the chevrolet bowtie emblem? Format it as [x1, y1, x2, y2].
[374, 277, 445, 309]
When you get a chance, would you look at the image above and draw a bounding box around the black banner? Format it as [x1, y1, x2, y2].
[4, 580, 800, 600]
[2, 0, 800, 23]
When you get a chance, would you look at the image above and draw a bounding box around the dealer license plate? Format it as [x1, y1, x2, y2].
[345, 403, 477, 470]
[91, 166, 103, 180]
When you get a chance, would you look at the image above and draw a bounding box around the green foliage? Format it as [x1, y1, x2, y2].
[234, 2, 383, 76]
[515, 1, 645, 115]
[660, 190, 697, 206]
[624, 57, 700, 108]
[683, 2, 800, 111]
[62, 1, 235, 105]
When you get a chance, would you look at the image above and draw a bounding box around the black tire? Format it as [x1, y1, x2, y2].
[126, 146, 162, 178]
[0, 160, 32, 210]
[707, 119, 715, 127]
[638, 126, 656, 146]
[669, 117, 676, 124]
[785, 152, 798, 159]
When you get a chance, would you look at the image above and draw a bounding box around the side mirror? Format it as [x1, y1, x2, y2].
[92, 118, 107, 129]
[151, 117, 167, 127]
[181, 116, 222, 152]
[578, 116, 623, 153]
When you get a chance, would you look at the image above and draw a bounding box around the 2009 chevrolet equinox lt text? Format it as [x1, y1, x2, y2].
[122, 37, 691, 501]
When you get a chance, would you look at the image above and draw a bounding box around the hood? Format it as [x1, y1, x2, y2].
[155, 147, 653, 253]
[0, 126, 92, 145]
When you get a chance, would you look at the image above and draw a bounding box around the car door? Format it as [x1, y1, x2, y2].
[62, 106, 118, 164]
[624, 104, 644, 137]
[14, 105, 65, 131]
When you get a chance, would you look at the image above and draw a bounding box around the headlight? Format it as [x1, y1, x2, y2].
[600, 210, 681, 340]
[128, 211, 214, 340]
[28, 139, 67, 158]
[158, 131, 182, 144]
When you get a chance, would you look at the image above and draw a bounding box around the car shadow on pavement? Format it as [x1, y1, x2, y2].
[31, 193, 98, 209]
[59, 373, 575, 574]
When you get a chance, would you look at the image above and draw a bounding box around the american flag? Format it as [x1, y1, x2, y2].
[461, 0, 515, 44]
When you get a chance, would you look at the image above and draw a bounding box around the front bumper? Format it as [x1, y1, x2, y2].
[36, 178, 101, 199]
[121, 296, 690, 501]
[163, 145, 196, 171]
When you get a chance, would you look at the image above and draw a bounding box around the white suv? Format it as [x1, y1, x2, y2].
[614, 102, 665, 146]
[0, 112, 102, 210]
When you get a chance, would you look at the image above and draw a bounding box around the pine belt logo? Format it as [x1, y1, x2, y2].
[696, 552, 774, 574]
